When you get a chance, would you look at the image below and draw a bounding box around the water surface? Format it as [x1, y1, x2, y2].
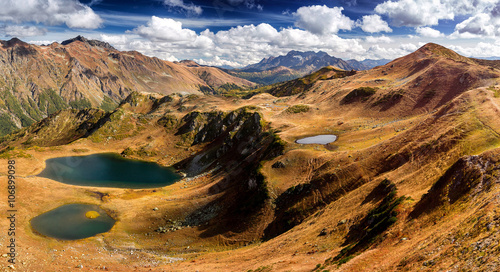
[31, 204, 115, 240]
[296, 135, 337, 145]
[38, 153, 181, 188]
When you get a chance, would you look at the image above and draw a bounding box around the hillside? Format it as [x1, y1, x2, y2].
[268, 43, 500, 116]
[0, 36, 255, 135]
[1, 43, 500, 271]
[176, 60, 256, 93]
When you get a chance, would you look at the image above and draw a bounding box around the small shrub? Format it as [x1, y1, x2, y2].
[423, 89, 436, 99]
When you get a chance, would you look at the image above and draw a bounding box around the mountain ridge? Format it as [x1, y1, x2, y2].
[0, 36, 255, 135]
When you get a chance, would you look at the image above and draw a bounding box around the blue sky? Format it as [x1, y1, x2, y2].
[1, 0, 500, 67]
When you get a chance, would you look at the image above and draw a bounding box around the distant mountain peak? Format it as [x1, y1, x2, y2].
[0, 37, 30, 48]
[242, 50, 368, 73]
[61, 35, 116, 50]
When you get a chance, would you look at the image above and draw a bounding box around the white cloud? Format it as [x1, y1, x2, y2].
[130, 16, 197, 42]
[375, 0, 452, 27]
[365, 35, 393, 43]
[449, 42, 500, 58]
[293, 5, 354, 35]
[452, 13, 500, 38]
[375, 0, 500, 29]
[358, 14, 392, 33]
[28, 40, 55, 45]
[1, 25, 47, 37]
[195, 56, 242, 68]
[0, 0, 103, 29]
[416, 26, 444, 37]
[164, 0, 202, 15]
[100, 34, 129, 45]
[104, 16, 367, 68]
[364, 42, 418, 59]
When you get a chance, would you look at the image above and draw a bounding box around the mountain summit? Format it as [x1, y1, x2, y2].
[242, 50, 369, 72]
[61, 35, 116, 50]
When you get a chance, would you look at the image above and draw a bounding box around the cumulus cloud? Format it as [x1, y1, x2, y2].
[452, 12, 500, 38]
[416, 26, 444, 37]
[365, 35, 393, 43]
[293, 5, 354, 35]
[130, 16, 197, 42]
[365, 44, 418, 59]
[105, 16, 368, 68]
[195, 56, 242, 68]
[449, 42, 500, 58]
[375, 0, 500, 29]
[164, 0, 202, 15]
[1, 25, 47, 37]
[375, 0, 452, 27]
[0, 0, 103, 29]
[358, 14, 392, 33]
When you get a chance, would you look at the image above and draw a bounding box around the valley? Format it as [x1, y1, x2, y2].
[1, 41, 500, 272]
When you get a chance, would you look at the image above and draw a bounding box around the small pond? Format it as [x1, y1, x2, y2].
[37, 153, 181, 189]
[30, 204, 115, 240]
[296, 135, 337, 145]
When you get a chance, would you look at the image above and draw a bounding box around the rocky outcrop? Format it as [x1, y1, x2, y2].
[411, 152, 500, 217]
[173, 107, 285, 240]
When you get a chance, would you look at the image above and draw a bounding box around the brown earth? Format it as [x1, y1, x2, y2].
[1, 43, 500, 271]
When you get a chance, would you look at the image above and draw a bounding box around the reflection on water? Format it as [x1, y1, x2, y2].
[38, 153, 181, 188]
[31, 204, 115, 240]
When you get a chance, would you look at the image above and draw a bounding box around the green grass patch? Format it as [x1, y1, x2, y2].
[488, 86, 500, 98]
[72, 148, 89, 153]
[331, 178, 404, 266]
[285, 104, 310, 114]
[69, 98, 92, 109]
[342, 87, 377, 104]
[0, 113, 18, 136]
[38, 89, 68, 114]
[100, 96, 118, 112]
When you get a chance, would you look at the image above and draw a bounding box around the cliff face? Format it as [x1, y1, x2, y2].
[0, 37, 255, 135]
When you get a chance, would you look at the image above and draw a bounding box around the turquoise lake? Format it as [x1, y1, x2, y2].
[30, 204, 115, 240]
[37, 153, 181, 189]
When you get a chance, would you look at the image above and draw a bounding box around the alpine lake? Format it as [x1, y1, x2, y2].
[32, 153, 181, 240]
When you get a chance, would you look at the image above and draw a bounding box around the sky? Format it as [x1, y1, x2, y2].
[1, 0, 500, 67]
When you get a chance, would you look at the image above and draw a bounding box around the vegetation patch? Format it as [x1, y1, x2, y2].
[21, 97, 43, 120]
[330, 178, 405, 266]
[487, 86, 500, 98]
[341, 87, 377, 104]
[0, 113, 18, 136]
[72, 148, 89, 153]
[423, 89, 437, 99]
[0, 147, 32, 159]
[372, 89, 404, 106]
[2, 91, 34, 127]
[69, 98, 92, 109]
[285, 104, 311, 114]
[38, 89, 68, 114]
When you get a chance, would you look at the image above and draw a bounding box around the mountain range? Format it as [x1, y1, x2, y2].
[0, 36, 254, 135]
[2, 40, 500, 271]
[227, 50, 390, 85]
